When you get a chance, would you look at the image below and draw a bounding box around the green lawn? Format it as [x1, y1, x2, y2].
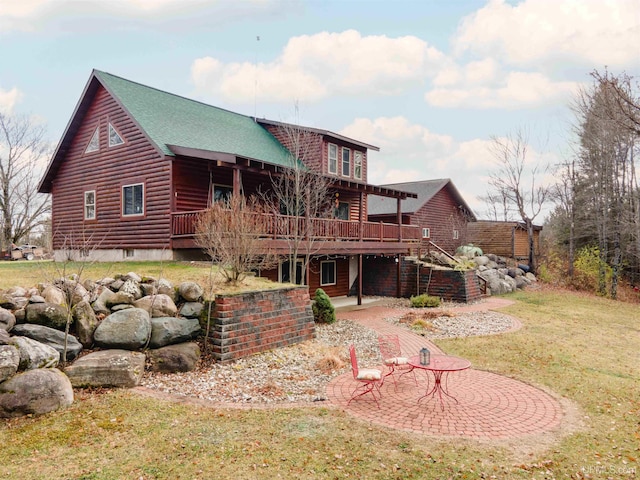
[1, 272, 639, 478]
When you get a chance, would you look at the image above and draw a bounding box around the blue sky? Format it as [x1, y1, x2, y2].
[1, 0, 638, 218]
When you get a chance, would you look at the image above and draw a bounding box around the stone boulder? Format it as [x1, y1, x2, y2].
[157, 278, 176, 301]
[0, 293, 17, 310]
[133, 294, 177, 318]
[119, 279, 143, 300]
[147, 342, 200, 373]
[7, 286, 27, 298]
[0, 368, 74, 418]
[149, 316, 201, 349]
[179, 302, 203, 319]
[0, 345, 19, 382]
[0, 329, 11, 345]
[24, 302, 69, 331]
[41, 285, 67, 306]
[105, 291, 135, 309]
[11, 324, 83, 362]
[0, 307, 16, 331]
[10, 336, 60, 370]
[92, 287, 117, 316]
[65, 350, 145, 388]
[72, 300, 99, 348]
[93, 308, 151, 350]
[178, 282, 203, 302]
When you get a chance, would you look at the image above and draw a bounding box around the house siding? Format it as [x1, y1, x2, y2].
[412, 187, 468, 254]
[50, 86, 171, 250]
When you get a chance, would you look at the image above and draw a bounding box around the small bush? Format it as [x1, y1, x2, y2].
[410, 293, 441, 308]
[312, 288, 336, 324]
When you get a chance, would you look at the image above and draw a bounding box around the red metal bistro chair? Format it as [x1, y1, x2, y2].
[348, 344, 382, 408]
[378, 334, 417, 389]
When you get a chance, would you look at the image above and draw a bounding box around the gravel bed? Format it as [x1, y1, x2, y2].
[141, 308, 516, 405]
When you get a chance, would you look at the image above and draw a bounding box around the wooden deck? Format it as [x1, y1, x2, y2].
[171, 210, 420, 251]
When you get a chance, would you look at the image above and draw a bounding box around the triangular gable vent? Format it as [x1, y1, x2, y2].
[108, 123, 124, 147]
[85, 126, 100, 153]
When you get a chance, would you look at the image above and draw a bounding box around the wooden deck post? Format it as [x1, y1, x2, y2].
[358, 253, 363, 305]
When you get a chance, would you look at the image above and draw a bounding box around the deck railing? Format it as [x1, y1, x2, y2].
[171, 210, 420, 243]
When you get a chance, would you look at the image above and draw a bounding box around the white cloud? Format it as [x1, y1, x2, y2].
[0, 0, 290, 32]
[0, 86, 22, 114]
[425, 71, 580, 109]
[454, 0, 640, 68]
[191, 30, 445, 103]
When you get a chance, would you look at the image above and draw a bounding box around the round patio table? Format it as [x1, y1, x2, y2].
[408, 354, 471, 410]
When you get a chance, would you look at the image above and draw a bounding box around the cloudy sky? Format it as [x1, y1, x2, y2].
[1, 0, 638, 218]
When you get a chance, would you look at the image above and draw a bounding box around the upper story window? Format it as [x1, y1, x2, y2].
[334, 201, 349, 220]
[328, 143, 338, 175]
[85, 127, 100, 154]
[108, 123, 124, 147]
[422, 227, 431, 239]
[122, 183, 144, 216]
[354, 151, 362, 180]
[84, 190, 96, 220]
[453, 229, 459, 240]
[341, 147, 350, 177]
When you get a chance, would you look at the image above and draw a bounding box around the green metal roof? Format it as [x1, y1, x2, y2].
[94, 70, 296, 167]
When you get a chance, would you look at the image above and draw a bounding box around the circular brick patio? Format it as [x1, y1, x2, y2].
[327, 300, 564, 439]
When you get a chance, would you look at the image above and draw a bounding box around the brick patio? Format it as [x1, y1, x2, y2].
[326, 299, 564, 439]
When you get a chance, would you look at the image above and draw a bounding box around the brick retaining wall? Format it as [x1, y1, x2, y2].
[360, 257, 483, 303]
[203, 287, 315, 363]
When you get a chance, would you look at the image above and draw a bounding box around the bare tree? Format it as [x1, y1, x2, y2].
[487, 129, 551, 273]
[0, 112, 51, 251]
[195, 194, 279, 284]
[478, 190, 513, 221]
[261, 121, 334, 285]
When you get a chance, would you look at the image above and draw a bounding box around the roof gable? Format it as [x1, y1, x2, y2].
[368, 179, 476, 220]
[39, 70, 296, 192]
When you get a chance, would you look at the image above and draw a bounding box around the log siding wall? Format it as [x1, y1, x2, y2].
[51, 86, 172, 250]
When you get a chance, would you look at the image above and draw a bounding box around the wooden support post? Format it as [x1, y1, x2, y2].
[358, 254, 363, 306]
[396, 254, 401, 298]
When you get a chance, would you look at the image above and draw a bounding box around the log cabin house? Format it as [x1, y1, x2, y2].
[367, 179, 476, 256]
[38, 70, 421, 299]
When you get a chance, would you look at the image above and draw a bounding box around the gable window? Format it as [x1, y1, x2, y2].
[341, 147, 350, 177]
[85, 127, 100, 154]
[122, 183, 144, 216]
[422, 227, 431, 239]
[108, 123, 124, 147]
[453, 229, 459, 240]
[328, 143, 338, 175]
[320, 260, 336, 286]
[354, 151, 362, 180]
[84, 190, 96, 220]
[213, 185, 233, 204]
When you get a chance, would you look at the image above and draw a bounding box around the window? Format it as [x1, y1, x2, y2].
[84, 190, 96, 220]
[453, 229, 459, 240]
[122, 183, 144, 216]
[320, 260, 336, 286]
[280, 259, 305, 285]
[213, 185, 233, 204]
[341, 147, 350, 177]
[123, 249, 135, 258]
[334, 201, 349, 220]
[354, 151, 362, 180]
[108, 123, 124, 147]
[422, 227, 431, 239]
[85, 127, 100, 153]
[328, 143, 338, 174]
